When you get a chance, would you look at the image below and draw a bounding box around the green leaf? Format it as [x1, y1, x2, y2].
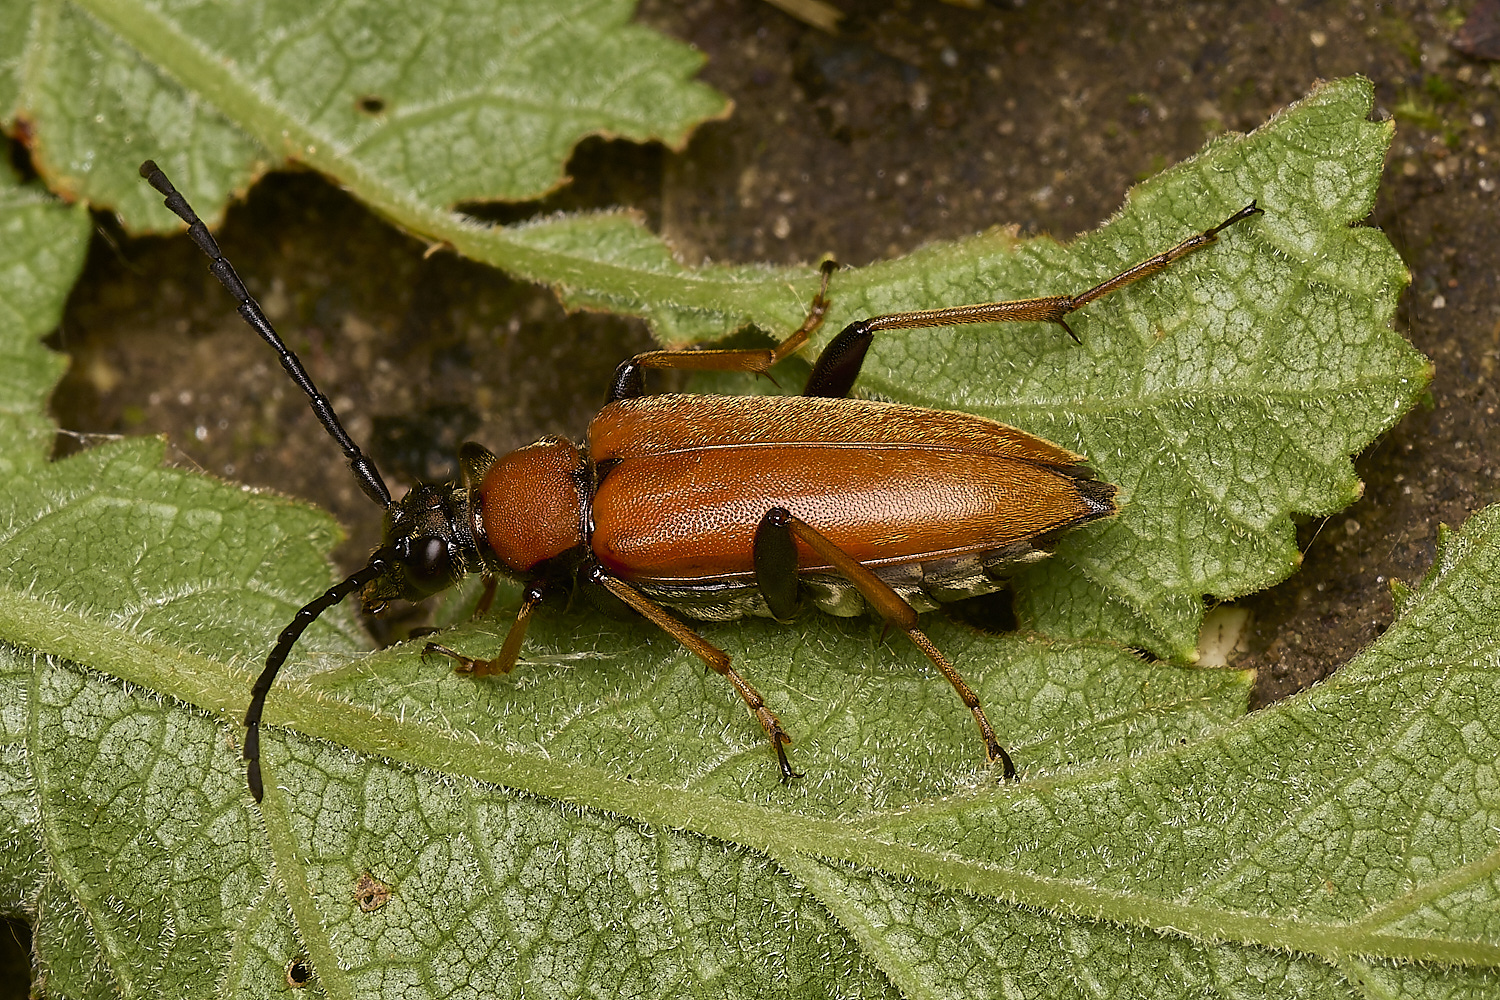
[0, 35, 1465, 999]
[822, 502, 1500, 991]
[0, 160, 86, 475]
[5, 0, 728, 224]
[8, 481, 1500, 996]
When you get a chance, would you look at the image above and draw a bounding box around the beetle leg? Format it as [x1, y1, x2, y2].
[424, 581, 545, 676]
[803, 202, 1263, 398]
[474, 575, 499, 619]
[590, 567, 803, 781]
[753, 509, 802, 622]
[759, 507, 1018, 780]
[607, 260, 837, 402]
[801, 319, 878, 399]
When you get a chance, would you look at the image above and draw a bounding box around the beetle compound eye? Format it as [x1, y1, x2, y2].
[397, 535, 455, 601]
[408, 536, 452, 584]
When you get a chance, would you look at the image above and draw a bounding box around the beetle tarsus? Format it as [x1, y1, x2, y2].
[989, 740, 1018, 781]
[607, 256, 840, 401]
[423, 641, 516, 677]
[1210, 200, 1262, 235]
[763, 713, 804, 782]
[423, 641, 471, 669]
[776, 755, 804, 784]
[592, 571, 808, 781]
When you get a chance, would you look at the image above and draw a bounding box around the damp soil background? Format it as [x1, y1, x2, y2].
[17, 0, 1498, 992]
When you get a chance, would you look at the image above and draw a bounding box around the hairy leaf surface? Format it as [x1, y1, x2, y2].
[0, 38, 1464, 1000]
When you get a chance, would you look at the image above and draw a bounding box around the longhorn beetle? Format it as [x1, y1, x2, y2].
[139, 160, 1260, 800]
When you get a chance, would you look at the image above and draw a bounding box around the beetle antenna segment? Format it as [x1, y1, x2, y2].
[137, 160, 393, 509]
[244, 548, 398, 801]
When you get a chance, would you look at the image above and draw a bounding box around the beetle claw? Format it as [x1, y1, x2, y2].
[423, 641, 482, 674]
[989, 740, 1017, 781]
[759, 710, 804, 782]
[774, 741, 805, 783]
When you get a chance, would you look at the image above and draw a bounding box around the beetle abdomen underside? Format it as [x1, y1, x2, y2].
[637, 537, 1055, 622]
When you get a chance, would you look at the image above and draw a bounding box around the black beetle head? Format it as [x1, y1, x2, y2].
[361, 482, 476, 611]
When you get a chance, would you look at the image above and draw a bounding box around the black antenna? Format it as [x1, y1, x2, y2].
[243, 549, 396, 800]
[140, 161, 398, 801]
[138, 160, 392, 508]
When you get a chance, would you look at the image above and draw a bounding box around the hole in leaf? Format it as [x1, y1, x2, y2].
[286, 958, 314, 987]
[353, 870, 392, 912]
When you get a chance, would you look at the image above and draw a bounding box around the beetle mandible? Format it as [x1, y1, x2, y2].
[139, 160, 1259, 800]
